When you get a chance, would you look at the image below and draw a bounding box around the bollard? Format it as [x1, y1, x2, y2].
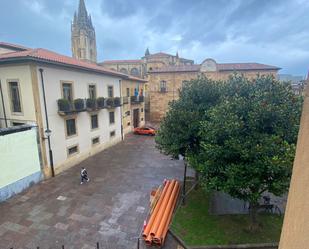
[137, 237, 140, 249]
[62, 245, 65, 249]
[96, 242, 100, 249]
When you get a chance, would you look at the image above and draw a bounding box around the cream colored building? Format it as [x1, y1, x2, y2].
[121, 79, 146, 136]
[279, 86, 309, 249]
[0, 42, 145, 177]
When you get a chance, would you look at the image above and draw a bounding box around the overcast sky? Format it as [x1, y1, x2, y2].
[0, 0, 308, 75]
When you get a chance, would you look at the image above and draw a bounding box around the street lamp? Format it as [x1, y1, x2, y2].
[45, 129, 52, 138]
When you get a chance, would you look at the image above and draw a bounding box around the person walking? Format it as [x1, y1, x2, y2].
[80, 167, 90, 184]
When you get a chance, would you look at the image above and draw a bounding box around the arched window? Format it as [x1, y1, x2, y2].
[120, 68, 128, 74]
[130, 68, 140, 76]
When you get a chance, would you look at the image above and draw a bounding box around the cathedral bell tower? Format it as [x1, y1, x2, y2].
[71, 0, 97, 63]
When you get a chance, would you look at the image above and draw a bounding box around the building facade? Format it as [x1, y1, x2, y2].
[71, 0, 97, 63]
[148, 59, 281, 122]
[0, 42, 145, 177]
[121, 79, 146, 136]
[100, 49, 194, 79]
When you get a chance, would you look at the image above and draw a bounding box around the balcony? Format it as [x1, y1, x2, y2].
[105, 97, 121, 109]
[130, 95, 144, 104]
[57, 97, 121, 116]
[57, 98, 85, 116]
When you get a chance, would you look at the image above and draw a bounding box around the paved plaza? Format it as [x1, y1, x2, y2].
[0, 134, 184, 249]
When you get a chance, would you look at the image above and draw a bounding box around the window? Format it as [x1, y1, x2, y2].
[141, 108, 144, 113]
[126, 88, 130, 97]
[125, 111, 130, 116]
[108, 86, 114, 98]
[130, 68, 139, 76]
[91, 114, 98, 130]
[8, 81, 22, 113]
[109, 111, 115, 124]
[88, 84, 96, 99]
[12, 122, 25, 126]
[120, 68, 128, 74]
[110, 131, 116, 137]
[92, 137, 100, 145]
[67, 145, 79, 156]
[62, 82, 73, 102]
[66, 118, 77, 137]
[160, 81, 167, 92]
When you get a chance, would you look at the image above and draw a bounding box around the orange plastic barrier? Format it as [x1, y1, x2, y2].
[142, 179, 180, 247]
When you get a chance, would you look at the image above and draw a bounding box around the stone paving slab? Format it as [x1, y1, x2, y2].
[0, 134, 185, 249]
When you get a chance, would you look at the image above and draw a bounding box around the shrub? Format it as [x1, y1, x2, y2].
[74, 98, 85, 111]
[86, 98, 96, 109]
[97, 97, 105, 108]
[57, 98, 71, 112]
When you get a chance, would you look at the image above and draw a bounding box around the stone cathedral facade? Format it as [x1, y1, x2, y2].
[71, 0, 97, 63]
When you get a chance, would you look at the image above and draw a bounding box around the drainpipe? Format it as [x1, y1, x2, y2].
[119, 79, 124, 140]
[0, 79, 8, 128]
[39, 68, 55, 177]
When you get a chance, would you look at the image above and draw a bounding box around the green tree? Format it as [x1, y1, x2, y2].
[189, 75, 302, 230]
[156, 74, 302, 230]
[155, 76, 223, 158]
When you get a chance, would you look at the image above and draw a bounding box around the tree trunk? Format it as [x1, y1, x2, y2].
[249, 202, 260, 232]
[194, 170, 199, 190]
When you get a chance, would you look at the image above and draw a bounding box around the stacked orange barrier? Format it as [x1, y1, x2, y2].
[142, 179, 180, 247]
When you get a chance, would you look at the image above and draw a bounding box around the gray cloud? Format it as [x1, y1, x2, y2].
[0, 0, 308, 74]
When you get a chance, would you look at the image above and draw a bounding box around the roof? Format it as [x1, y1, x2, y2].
[149, 62, 280, 73]
[0, 42, 30, 51]
[217, 63, 281, 71]
[148, 52, 173, 58]
[101, 59, 142, 64]
[0, 47, 147, 82]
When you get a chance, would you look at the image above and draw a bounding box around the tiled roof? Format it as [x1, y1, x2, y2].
[149, 62, 280, 73]
[0, 47, 147, 82]
[217, 63, 280, 71]
[0, 42, 30, 51]
[101, 59, 142, 64]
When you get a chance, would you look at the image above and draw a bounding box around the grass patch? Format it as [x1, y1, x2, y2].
[171, 188, 283, 246]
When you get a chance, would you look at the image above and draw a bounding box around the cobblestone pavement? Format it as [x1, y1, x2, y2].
[0, 134, 184, 249]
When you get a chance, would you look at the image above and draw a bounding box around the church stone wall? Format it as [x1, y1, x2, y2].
[148, 70, 279, 123]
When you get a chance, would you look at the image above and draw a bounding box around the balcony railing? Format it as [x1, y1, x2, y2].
[57, 97, 121, 116]
[130, 95, 144, 104]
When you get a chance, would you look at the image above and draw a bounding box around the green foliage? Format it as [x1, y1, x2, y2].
[189, 75, 302, 205]
[156, 74, 302, 225]
[155, 76, 223, 157]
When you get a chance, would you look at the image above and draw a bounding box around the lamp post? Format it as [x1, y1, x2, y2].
[44, 128, 55, 177]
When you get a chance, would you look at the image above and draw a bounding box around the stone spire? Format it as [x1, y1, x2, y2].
[145, 48, 150, 56]
[78, 0, 88, 23]
[71, 0, 97, 63]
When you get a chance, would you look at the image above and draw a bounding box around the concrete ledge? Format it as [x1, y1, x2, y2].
[0, 171, 43, 202]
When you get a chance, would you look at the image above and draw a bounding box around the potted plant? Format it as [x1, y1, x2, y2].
[97, 97, 105, 109]
[57, 98, 71, 112]
[106, 97, 114, 108]
[114, 97, 121, 107]
[86, 98, 96, 110]
[74, 98, 85, 111]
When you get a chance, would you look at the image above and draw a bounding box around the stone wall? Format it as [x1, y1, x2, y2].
[148, 70, 278, 123]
